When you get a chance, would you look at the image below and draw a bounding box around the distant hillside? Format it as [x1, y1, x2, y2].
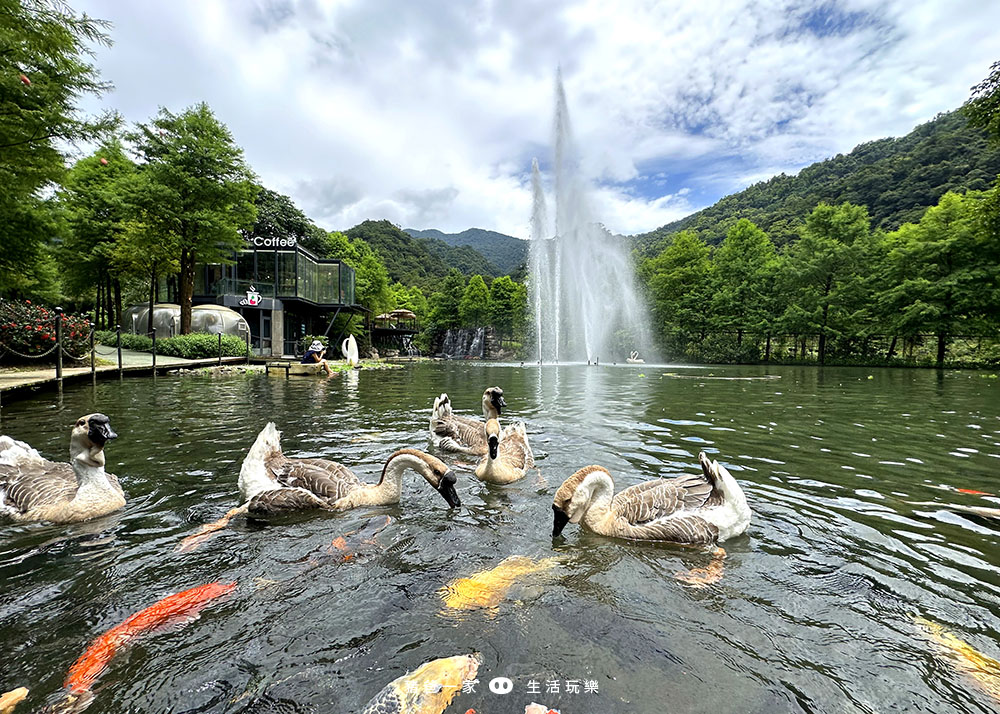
[405, 227, 528, 275]
[417, 237, 499, 277]
[345, 220, 497, 289]
[634, 110, 1000, 254]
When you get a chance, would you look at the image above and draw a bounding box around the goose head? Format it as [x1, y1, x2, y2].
[485, 418, 501, 460]
[381, 448, 461, 508]
[481, 387, 506, 419]
[551, 465, 612, 537]
[70, 413, 117, 468]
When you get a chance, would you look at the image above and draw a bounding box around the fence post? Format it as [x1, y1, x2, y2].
[90, 328, 96, 382]
[218, 332, 223, 365]
[151, 327, 157, 375]
[54, 307, 64, 383]
[245, 332, 250, 365]
[116, 327, 123, 376]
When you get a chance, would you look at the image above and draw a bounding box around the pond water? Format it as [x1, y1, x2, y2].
[1, 363, 999, 713]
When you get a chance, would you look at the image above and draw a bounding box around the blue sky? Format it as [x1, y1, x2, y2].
[74, 0, 1000, 237]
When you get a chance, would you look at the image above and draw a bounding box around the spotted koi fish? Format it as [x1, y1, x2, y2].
[361, 654, 480, 714]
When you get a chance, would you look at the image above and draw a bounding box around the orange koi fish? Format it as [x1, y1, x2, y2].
[64, 582, 236, 693]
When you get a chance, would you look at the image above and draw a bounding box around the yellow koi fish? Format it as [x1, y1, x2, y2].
[0, 688, 28, 714]
[440, 555, 558, 612]
[914, 616, 1000, 702]
[361, 654, 480, 714]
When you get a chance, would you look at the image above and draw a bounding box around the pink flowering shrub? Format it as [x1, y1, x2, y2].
[0, 300, 92, 363]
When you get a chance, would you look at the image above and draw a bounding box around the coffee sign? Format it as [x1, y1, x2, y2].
[248, 235, 297, 248]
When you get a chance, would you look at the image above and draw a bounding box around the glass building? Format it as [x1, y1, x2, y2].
[172, 242, 363, 356]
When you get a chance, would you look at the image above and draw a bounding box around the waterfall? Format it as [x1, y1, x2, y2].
[438, 327, 486, 359]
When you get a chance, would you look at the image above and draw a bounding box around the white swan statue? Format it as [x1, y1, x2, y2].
[342, 334, 360, 368]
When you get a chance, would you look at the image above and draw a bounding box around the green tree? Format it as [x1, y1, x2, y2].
[883, 191, 997, 365]
[244, 187, 312, 245]
[963, 60, 1000, 145]
[488, 275, 527, 339]
[428, 269, 466, 329]
[779, 203, 871, 363]
[710, 219, 779, 346]
[127, 103, 257, 333]
[59, 140, 136, 327]
[458, 274, 491, 326]
[640, 230, 712, 352]
[390, 282, 428, 319]
[0, 0, 116, 297]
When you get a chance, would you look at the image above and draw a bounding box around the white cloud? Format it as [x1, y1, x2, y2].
[74, 0, 1000, 237]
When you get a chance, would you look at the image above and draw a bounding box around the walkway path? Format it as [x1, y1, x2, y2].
[0, 349, 247, 395]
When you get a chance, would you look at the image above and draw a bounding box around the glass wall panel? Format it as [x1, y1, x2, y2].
[297, 252, 317, 303]
[236, 251, 256, 296]
[316, 263, 338, 303]
[205, 265, 224, 295]
[277, 252, 296, 296]
[256, 251, 275, 296]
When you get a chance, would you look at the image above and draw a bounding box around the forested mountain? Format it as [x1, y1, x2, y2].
[634, 111, 1000, 254]
[415, 236, 499, 277]
[405, 227, 528, 274]
[345, 220, 498, 289]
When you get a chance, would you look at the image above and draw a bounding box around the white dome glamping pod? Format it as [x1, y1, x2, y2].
[122, 304, 250, 338]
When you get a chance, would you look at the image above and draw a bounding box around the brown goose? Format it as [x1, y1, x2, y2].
[551, 452, 751, 544]
[239, 423, 460, 516]
[429, 387, 506, 455]
[0, 414, 123, 524]
[474, 419, 534, 485]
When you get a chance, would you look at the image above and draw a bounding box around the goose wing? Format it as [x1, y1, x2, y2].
[431, 416, 487, 454]
[502, 423, 534, 469]
[612, 474, 720, 543]
[247, 487, 332, 517]
[0, 460, 78, 516]
[268, 457, 362, 500]
[613, 473, 714, 524]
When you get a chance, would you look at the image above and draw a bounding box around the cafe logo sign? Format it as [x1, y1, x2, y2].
[240, 286, 262, 307]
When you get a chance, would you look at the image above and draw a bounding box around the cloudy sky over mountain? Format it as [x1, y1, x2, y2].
[76, 0, 999, 237]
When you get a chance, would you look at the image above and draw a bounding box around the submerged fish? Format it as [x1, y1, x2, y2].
[176, 505, 250, 553]
[675, 547, 727, 588]
[914, 616, 1000, 702]
[60, 582, 235, 700]
[0, 688, 27, 713]
[440, 555, 559, 612]
[361, 654, 480, 714]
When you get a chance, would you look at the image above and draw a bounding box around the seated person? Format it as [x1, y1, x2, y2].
[302, 339, 334, 376]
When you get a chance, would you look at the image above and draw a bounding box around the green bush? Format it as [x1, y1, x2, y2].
[95, 330, 153, 351]
[95, 331, 248, 359]
[156, 334, 249, 359]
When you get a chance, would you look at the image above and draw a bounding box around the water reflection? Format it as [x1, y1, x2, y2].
[0, 363, 998, 713]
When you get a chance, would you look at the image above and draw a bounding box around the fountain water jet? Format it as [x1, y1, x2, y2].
[529, 72, 651, 363]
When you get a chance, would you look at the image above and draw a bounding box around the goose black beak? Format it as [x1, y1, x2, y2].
[491, 392, 506, 414]
[552, 504, 569, 538]
[88, 414, 117, 447]
[436, 470, 461, 508]
[488, 436, 499, 460]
